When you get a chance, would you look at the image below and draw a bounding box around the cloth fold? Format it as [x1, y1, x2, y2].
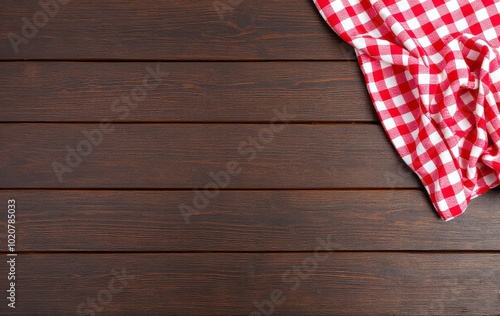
[314, 0, 500, 220]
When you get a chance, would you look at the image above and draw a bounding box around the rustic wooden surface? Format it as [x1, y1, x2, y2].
[0, 0, 351, 60]
[0, 62, 374, 122]
[0, 1, 498, 315]
[0, 253, 499, 315]
[0, 124, 420, 188]
[1, 190, 500, 252]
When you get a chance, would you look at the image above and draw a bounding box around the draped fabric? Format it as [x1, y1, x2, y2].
[314, 0, 500, 220]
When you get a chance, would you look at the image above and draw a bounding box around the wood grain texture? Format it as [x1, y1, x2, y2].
[2, 190, 500, 252]
[0, 124, 420, 188]
[3, 0, 499, 314]
[0, 253, 498, 315]
[0, 61, 374, 122]
[0, 0, 353, 60]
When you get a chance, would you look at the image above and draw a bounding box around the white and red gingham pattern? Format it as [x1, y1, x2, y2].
[314, 0, 500, 220]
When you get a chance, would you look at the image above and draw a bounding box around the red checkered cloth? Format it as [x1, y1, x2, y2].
[314, 0, 500, 220]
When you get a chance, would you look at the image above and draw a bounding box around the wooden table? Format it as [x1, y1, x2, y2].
[0, 1, 499, 315]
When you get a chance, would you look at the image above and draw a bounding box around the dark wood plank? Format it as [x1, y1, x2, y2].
[0, 253, 498, 315]
[2, 190, 500, 252]
[0, 62, 374, 122]
[0, 0, 353, 60]
[0, 124, 420, 188]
